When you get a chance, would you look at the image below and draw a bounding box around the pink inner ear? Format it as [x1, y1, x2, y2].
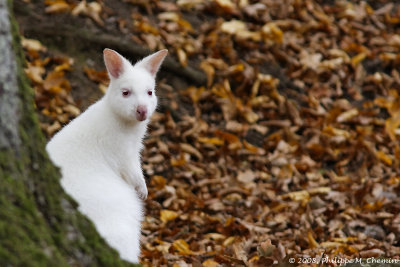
[145, 50, 168, 76]
[104, 49, 123, 79]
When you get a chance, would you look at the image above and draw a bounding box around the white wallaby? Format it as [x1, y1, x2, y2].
[46, 48, 168, 263]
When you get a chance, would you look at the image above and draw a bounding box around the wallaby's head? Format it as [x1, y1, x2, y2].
[103, 48, 167, 123]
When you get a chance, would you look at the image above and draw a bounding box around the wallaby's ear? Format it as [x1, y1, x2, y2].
[138, 49, 168, 77]
[104, 48, 124, 79]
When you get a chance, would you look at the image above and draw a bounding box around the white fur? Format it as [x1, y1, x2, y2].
[46, 49, 167, 263]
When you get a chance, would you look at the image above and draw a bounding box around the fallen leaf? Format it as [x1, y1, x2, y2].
[160, 209, 179, 223]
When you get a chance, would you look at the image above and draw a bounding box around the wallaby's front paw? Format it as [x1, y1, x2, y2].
[135, 180, 148, 200]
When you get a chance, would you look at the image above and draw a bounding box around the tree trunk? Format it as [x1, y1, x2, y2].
[0, 1, 136, 266]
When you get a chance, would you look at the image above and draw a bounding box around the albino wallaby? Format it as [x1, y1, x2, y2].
[46, 48, 168, 263]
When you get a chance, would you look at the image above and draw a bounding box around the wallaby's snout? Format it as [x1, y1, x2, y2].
[136, 105, 148, 121]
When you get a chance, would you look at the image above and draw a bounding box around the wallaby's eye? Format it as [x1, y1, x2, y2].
[122, 89, 131, 97]
[147, 90, 153, 96]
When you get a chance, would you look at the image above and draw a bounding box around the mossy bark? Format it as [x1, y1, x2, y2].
[0, 1, 138, 266]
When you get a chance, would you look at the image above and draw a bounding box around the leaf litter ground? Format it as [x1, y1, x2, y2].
[17, 0, 400, 266]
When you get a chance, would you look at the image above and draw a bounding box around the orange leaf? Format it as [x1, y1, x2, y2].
[215, 130, 240, 145]
[170, 154, 187, 166]
[43, 71, 70, 94]
[45, 0, 70, 14]
[134, 20, 159, 35]
[83, 66, 109, 84]
[376, 151, 393, 165]
[151, 175, 166, 190]
[243, 140, 259, 154]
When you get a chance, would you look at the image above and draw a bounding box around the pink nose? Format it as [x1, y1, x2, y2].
[136, 105, 148, 121]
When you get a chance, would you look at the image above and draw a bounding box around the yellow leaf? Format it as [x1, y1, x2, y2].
[332, 237, 358, 243]
[387, 176, 400, 185]
[261, 23, 283, 43]
[351, 52, 367, 66]
[172, 239, 193, 255]
[385, 112, 400, 141]
[198, 137, 224, 146]
[282, 190, 310, 202]
[202, 259, 219, 267]
[223, 236, 235, 246]
[160, 210, 178, 223]
[363, 200, 384, 211]
[308, 231, 319, 248]
[376, 151, 393, 165]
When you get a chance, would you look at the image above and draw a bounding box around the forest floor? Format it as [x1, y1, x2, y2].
[14, 0, 400, 266]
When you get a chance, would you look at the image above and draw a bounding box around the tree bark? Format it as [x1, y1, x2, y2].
[0, 1, 136, 266]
